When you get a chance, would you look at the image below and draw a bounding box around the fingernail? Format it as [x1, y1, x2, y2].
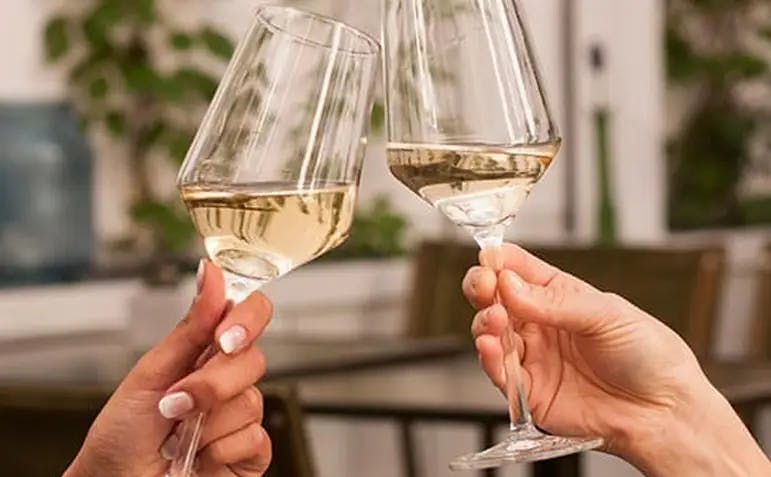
[196, 260, 206, 293]
[160, 434, 179, 460]
[159, 392, 194, 419]
[502, 270, 526, 293]
[219, 325, 247, 355]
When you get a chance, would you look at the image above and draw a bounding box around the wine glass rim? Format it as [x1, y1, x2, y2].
[255, 5, 381, 56]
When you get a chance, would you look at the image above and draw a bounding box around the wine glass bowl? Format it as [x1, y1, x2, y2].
[178, 6, 380, 301]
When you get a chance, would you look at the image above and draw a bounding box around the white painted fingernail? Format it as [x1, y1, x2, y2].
[196, 260, 205, 293]
[160, 434, 179, 460]
[159, 392, 194, 419]
[219, 325, 247, 355]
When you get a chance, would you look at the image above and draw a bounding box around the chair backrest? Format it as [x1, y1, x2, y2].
[405, 241, 479, 339]
[750, 244, 771, 360]
[405, 241, 725, 358]
[0, 387, 106, 477]
[262, 385, 316, 477]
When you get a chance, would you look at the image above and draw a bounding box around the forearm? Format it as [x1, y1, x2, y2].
[626, 382, 769, 477]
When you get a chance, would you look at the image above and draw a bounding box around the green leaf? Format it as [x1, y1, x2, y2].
[666, 27, 704, 82]
[44, 17, 70, 61]
[169, 31, 194, 50]
[200, 27, 235, 60]
[122, 63, 162, 93]
[717, 53, 768, 79]
[133, 0, 156, 23]
[90, 2, 124, 30]
[105, 111, 126, 136]
[132, 200, 195, 253]
[166, 129, 195, 164]
[137, 121, 168, 153]
[89, 76, 109, 99]
[81, 2, 123, 55]
[370, 101, 385, 134]
[173, 68, 219, 100]
[68, 51, 112, 86]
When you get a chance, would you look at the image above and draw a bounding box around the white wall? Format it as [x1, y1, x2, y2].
[0, 1, 65, 102]
[574, 0, 667, 243]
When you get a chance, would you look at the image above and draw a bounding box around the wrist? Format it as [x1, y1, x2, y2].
[622, 379, 768, 476]
[62, 453, 97, 477]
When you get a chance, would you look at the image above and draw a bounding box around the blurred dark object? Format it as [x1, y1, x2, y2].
[43, 1, 235, 263]
[0, 387, 105, 477]
[405, 241, 478, 339]
[0, 102, 94, 286]
[0, 385, 315, 477]
[406, 241, 726, 358]
[325, 196, 408, 262]
[262, 385, 316, 477]
[594, 108, 617, 245]
[589, 43, 618, 245]
[667, 0, 771, 229]
[297, 356, 771, 477]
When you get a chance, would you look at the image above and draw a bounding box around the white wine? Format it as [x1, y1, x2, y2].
[387, 142, 558, 242]
[181, 182, 357, 284]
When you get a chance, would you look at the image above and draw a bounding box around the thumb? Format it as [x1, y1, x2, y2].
[127, 260, 228, 390]
[498, 269, 624, 336]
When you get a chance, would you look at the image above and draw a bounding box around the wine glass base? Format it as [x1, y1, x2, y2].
[449, 426, 603, 471]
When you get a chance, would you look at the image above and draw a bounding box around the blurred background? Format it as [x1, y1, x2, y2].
[0, 1, 769, 477]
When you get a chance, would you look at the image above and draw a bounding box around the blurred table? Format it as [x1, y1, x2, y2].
[293, 355, 771, 477]
[0, 331, 467, 391]
[0, 331, 467, 477]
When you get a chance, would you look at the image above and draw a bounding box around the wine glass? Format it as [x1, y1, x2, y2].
[174, 6, 380, 476]
[382, 0, 603, 469]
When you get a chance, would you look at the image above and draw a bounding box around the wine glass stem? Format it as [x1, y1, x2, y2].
[168, 278, 266, 477]
[474, 231, 536, 434]
[502, 325, 533, 430]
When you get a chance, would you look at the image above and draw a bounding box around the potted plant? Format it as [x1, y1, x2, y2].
[43, 0, 411, 343]
[667, 0, 771, 230]
[43, 0, 236, 346]
[43, 0, 236, 282]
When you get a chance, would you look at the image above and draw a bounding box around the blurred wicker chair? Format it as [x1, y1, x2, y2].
[0, 387, 105, 477]
[262, 385, 316, 477]
[737, 243, 771, 436]
[0, 385, 315, 477]
[405, 240, 726, 358]
[749, 243, 771, 361]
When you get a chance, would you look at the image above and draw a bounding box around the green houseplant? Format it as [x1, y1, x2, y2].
[44, 1, 408, 278]
[43, 0, 234, 281]
[667, 0, 771, 229]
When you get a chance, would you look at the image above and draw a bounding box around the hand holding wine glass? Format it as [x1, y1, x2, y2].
[464, 244, 771, 477]
[64, 262, 272, 477]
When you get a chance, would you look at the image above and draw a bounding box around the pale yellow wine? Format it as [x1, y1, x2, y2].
[387, 142, 558, 231]
[181, 182, 357, 282]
